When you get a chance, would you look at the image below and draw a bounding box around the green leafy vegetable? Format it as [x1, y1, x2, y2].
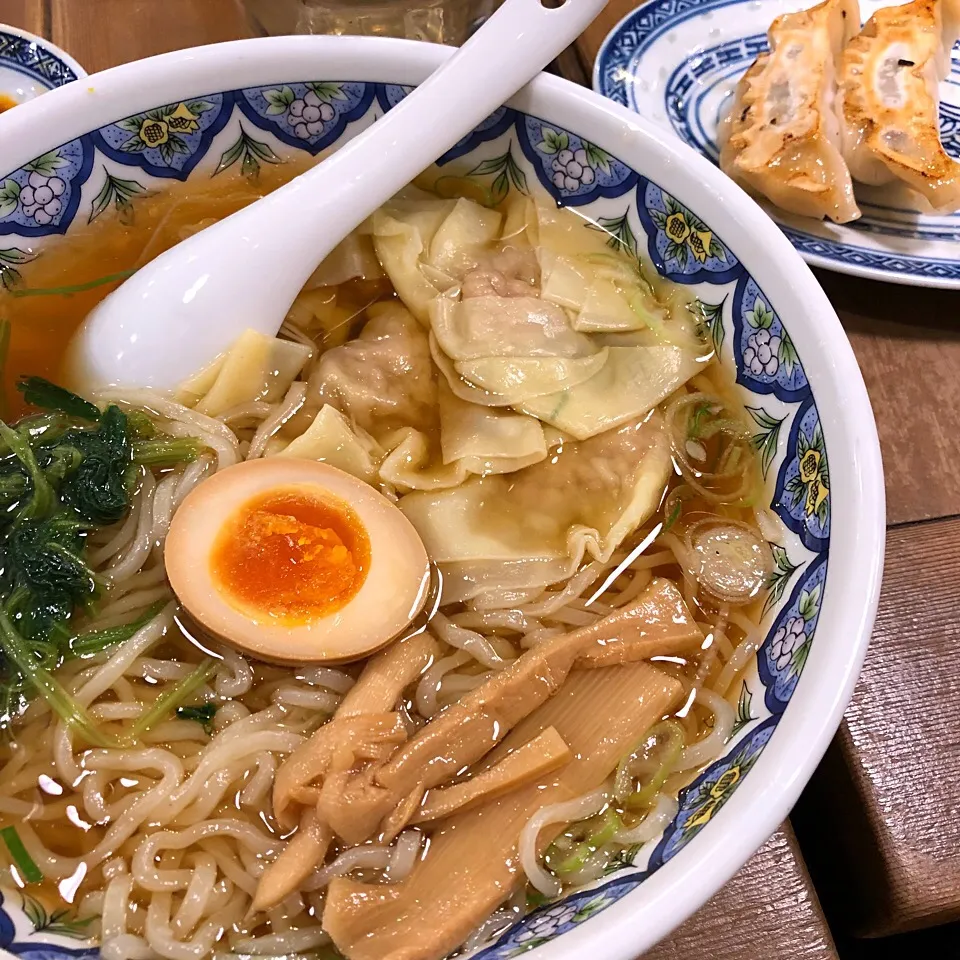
[127, 658, 216, 740]
[176, 702, 218, 735]
[70, 599, 168, 658]
[125, 410, 156, 440]
[3, 515, 97, 642]
[0, 608, 110, 746]
[17, 376, 102, 421]
[0, 422, 55, 520]
[133, 436, 202, 467]
[59, 404, 133, 525]
[0, 825, 42, 883]
[0, 378, 207, 733]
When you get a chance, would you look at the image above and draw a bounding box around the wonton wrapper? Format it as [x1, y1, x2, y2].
[272, 404, 381, 484]
[428, 198, 503, 277]
[454, 350, 609, 406]
[285, 288, 356, 349]
[399, 411, 672, 603]
[180, 329, 312, 417]
[429, 296, 594, 360]
[719, 0, 861, 224]
[378, 382, 547, 492]
[308, 302, 438, 441]
[840, 0, 960, 212]
[535, 202, 666, 331]
[305, 229, 384, 289]
[518, 345, 703, 440]
[372, 195, 502, 323]
[428, 293, 608, 408]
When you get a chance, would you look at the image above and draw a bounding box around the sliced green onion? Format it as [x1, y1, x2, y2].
[554, 807, 621, 875]
[127, 657, 216, 741]
[69, 599, 168, 658]
[526, 887, 550, 909]
[660, 499, 683, 537]
[686, 401, 713, 440]
[9, 269, 136, 299]
[1, 825, 42, 883]
[627, 719, 685, 810]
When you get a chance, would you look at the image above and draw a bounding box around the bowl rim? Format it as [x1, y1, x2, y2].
[0, 21, 88, 86]
[0, 35, 886, 960]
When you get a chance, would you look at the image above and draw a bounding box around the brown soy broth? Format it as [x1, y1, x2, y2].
[0, 164, 773, 946]
[0, 158, 317, 419]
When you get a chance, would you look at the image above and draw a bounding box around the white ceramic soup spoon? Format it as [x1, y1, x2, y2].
[66, 0, 609, 393]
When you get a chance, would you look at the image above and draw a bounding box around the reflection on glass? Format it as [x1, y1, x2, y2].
[242, 0, 500, 44]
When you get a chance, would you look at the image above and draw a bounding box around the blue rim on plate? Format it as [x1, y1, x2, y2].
[0, 23, 86, 104]
[593, 0, 960, 289]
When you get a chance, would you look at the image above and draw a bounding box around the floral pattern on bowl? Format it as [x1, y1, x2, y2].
[759, 557, 827, 709]
[0, 890, 96, 960]
[518, 117, 635, 205]
[774, 399, 831, 550]
[0, 141, 91, 236]
[238, 82, 375, 155]
[637, 179, 739, 284]
[733, 276, 807, 402]
[95, 96, 230, 178]
[0, 79, 834, 960]
[649, 717, 777, 867]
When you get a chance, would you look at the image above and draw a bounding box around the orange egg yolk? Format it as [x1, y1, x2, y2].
[0, 95, 16, 114]
[210, 488, 371, 624]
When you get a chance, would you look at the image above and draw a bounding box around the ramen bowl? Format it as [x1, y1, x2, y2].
[0, 36, 884, 960]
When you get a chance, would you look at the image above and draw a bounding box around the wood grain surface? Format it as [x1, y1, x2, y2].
[646, 826, 838, 960]
[49, 0, 252, 72]
[0, 0, 42, 33]
[795, 519, 960, 937]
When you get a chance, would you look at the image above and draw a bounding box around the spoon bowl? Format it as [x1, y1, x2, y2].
[65, 0, 609, 393]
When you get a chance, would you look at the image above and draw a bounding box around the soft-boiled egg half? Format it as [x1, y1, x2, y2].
[165, 459, 432, 663]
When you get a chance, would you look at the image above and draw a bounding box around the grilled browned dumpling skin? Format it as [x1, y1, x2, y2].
[840, 0, 960, 212]
[719, 0, 861, 224]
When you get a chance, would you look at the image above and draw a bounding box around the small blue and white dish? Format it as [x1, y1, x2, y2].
[0, 23, 85, 113]
[595, 0, 960, 289]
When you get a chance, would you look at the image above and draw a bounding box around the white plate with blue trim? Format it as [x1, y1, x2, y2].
[594, 0, 960, 289]
[0, 23, 85, 111]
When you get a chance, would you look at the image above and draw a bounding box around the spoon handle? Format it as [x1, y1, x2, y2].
[281, 0, 610, 253]
[243, 0, 609, 283]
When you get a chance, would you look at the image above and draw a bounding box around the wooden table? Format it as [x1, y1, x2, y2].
[5, 0, 951, 956]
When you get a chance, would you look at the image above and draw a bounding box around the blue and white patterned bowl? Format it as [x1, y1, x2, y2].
[0, 23, 85, 112]
[595, 0, 960, 289]
[0, 37, 884, 960]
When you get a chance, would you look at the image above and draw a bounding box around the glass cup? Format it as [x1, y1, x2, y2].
[242, 0, 500, 44]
